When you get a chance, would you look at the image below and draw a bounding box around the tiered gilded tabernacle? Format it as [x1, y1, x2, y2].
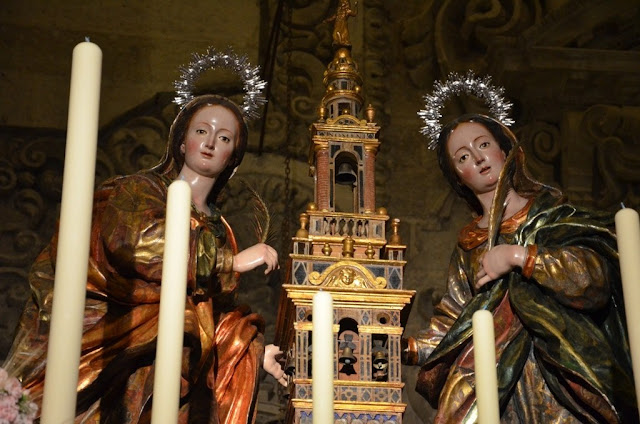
[274, 4, 415, 422]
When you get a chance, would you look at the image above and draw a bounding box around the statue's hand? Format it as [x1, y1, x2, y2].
[475, 244, 526, 289]
[232, 243, 279, 274]
[264, 344, 287, 387]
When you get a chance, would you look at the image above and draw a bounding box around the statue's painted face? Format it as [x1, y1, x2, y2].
[180, 105, 238, 179]
[446, 121, 506, 195]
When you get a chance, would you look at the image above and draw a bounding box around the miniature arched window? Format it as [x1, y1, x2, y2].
[333, 152, 359, 213]
[371, 334, 389, 382]
[338, 317, 360, 380]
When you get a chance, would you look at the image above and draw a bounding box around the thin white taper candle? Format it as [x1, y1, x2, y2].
[312, 290, 334, 424]
[151, 180, 192, 424]
[615, 207, 640, 410]
[40, 40, 102, 424]
[473, 309, 500, 424]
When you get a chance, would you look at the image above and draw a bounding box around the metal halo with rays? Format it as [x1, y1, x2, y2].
[418, 70, 514, 150]
[173, 46, 267, 120]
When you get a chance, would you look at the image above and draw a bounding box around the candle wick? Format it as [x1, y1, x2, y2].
[621, 202, 626, 209]
[85, 36, 91, 42]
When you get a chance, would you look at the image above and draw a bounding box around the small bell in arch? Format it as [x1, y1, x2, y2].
[335, 162, 357, 185]
[372, 350, 389, 381]
[339, 346, 357, 365]
[339, 346, 358, 375]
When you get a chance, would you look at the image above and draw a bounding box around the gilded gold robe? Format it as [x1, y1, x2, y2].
[7, 172, 264, 423]
[413, 191, 637, 423]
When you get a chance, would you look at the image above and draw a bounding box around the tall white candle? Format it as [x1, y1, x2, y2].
[615, 207, 640, 409]
[40, 40, 102, 424]
[151, 180, 192, 424]
[312, 290, 334, 424]
[472, 310, 500, 424]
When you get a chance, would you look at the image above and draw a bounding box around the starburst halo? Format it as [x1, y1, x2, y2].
[173, 46, 267, 120]
[418, 70, 514, 150]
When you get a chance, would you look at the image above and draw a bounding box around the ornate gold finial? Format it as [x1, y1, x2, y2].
[308, 202, 318, 211]
[319, 0, 363, 121]
[324, 0, 358, 47]
[318, 105, 326, 122]
[377, 207, 388, 215]
[365, 104, 375, 123]
[389, 218, 401, 245]
[365, 243, 375, 259]
[322, 243, 333, 256]
[342, 236, 355, 258]
[296, 213, 309, 238]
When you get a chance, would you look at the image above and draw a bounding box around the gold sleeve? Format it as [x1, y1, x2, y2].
[215, 246, 234, 273]
[195, 229, 233, 277]
[530, 245, 611, 310]
[522, 244, 538, 278]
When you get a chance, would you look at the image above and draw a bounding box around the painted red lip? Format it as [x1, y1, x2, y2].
[480, 166, 491, 174]
[201, 151, 213, 158]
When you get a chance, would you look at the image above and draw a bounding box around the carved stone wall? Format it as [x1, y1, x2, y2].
[1, 1, 639, 423]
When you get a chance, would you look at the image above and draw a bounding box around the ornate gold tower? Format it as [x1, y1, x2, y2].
[275, 3, 415, 423]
